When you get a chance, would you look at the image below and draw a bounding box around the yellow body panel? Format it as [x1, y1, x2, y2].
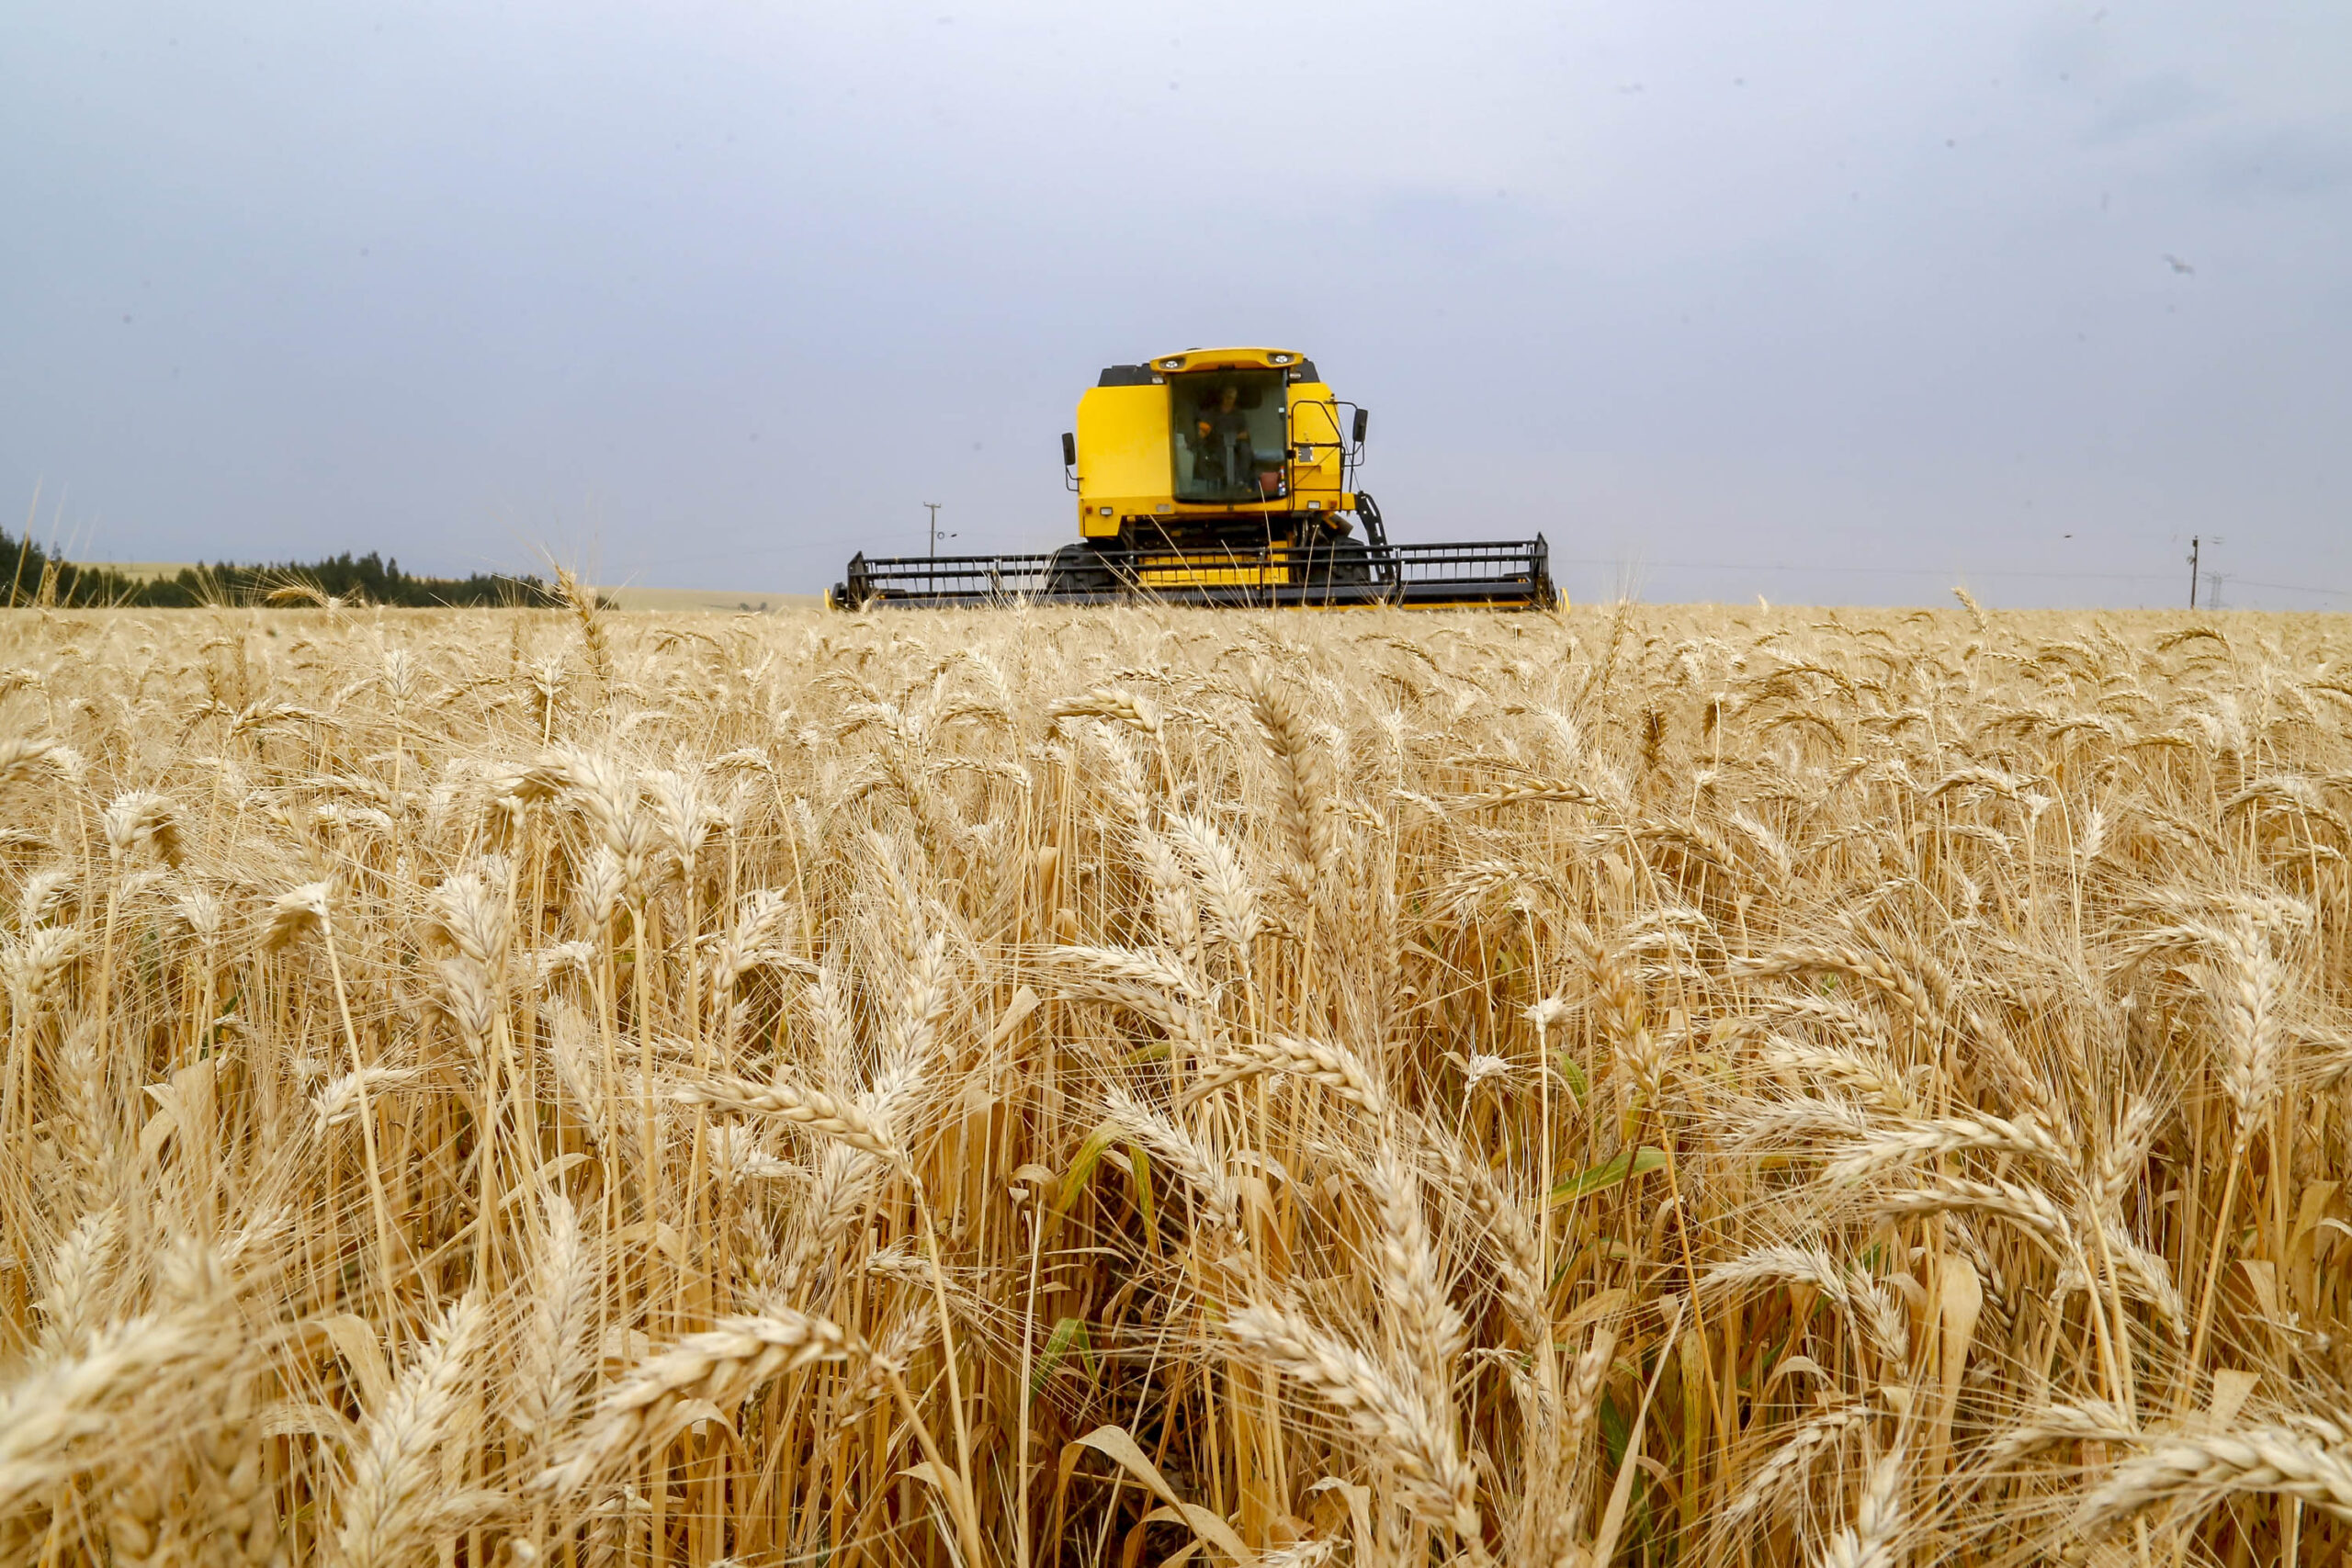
[1073, 382, 1170, 538]
[1145, 346, 1305, 374]
[1285, 382, 1346, 513]
[1134, 549, 1292, 588]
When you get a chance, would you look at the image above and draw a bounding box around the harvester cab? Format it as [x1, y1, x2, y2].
[833, 348, 1554, 609]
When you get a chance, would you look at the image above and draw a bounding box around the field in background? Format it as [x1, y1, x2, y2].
[56, 560, 195, 582]
[2, 597, 2348, 1567]
[72, 561, 810, 612]
[591, 585, 819, 614]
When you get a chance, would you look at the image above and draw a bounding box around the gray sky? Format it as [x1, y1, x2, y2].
[5, 0, 2347, 608]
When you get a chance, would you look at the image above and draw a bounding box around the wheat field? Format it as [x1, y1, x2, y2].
[2, 591, 2349, 1568]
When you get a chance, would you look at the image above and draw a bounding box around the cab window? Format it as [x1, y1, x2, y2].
[1170, 371, 1287, 503]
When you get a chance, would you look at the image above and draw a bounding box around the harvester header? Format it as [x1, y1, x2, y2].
[833, 348, 1554, 609]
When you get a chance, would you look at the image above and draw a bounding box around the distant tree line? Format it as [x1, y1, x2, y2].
[0, 526, 574, 609]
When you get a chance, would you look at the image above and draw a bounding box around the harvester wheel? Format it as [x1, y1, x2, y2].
[1044, 544, 1117, 598]
[1323, 537, 1374, 586]
[1302, 535, 1375, 599]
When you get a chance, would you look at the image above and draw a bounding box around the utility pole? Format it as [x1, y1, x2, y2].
[925, 502, 942, 555]
[2188, 535, 2224, 610]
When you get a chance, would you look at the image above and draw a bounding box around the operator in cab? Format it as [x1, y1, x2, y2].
[1193, 383, 1289, 498]
[1193, 384, 1253, 492]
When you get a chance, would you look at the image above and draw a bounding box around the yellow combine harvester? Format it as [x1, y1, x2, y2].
[832, 346, 1555, 608]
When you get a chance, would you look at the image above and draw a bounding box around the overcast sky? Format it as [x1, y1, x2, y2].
[4, 1, 2346, 607]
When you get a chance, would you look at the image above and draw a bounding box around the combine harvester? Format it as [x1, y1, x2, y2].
[832, 347, 1555, 609]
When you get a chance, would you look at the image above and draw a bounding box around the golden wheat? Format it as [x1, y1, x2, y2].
[0, 595, 2346, 1566]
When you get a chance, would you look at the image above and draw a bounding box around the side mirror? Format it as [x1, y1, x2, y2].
[1061, 432, 1078, 468]
[1351, 409, 1369, 445]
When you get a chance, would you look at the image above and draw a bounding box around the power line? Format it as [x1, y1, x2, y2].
[1551, 557, 2162, 581]
[1547, 557, 2350, 598]
[2210, 576, 2352, 599]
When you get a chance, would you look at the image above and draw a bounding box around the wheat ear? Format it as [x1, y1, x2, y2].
[1224, 1303, 1483, 1551]
[335, 1294, 486, 1568]
[537, 1310, 866, 1497]
[2076, 1428, 2352, 1534]
[670, 1073, 899, 1157]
